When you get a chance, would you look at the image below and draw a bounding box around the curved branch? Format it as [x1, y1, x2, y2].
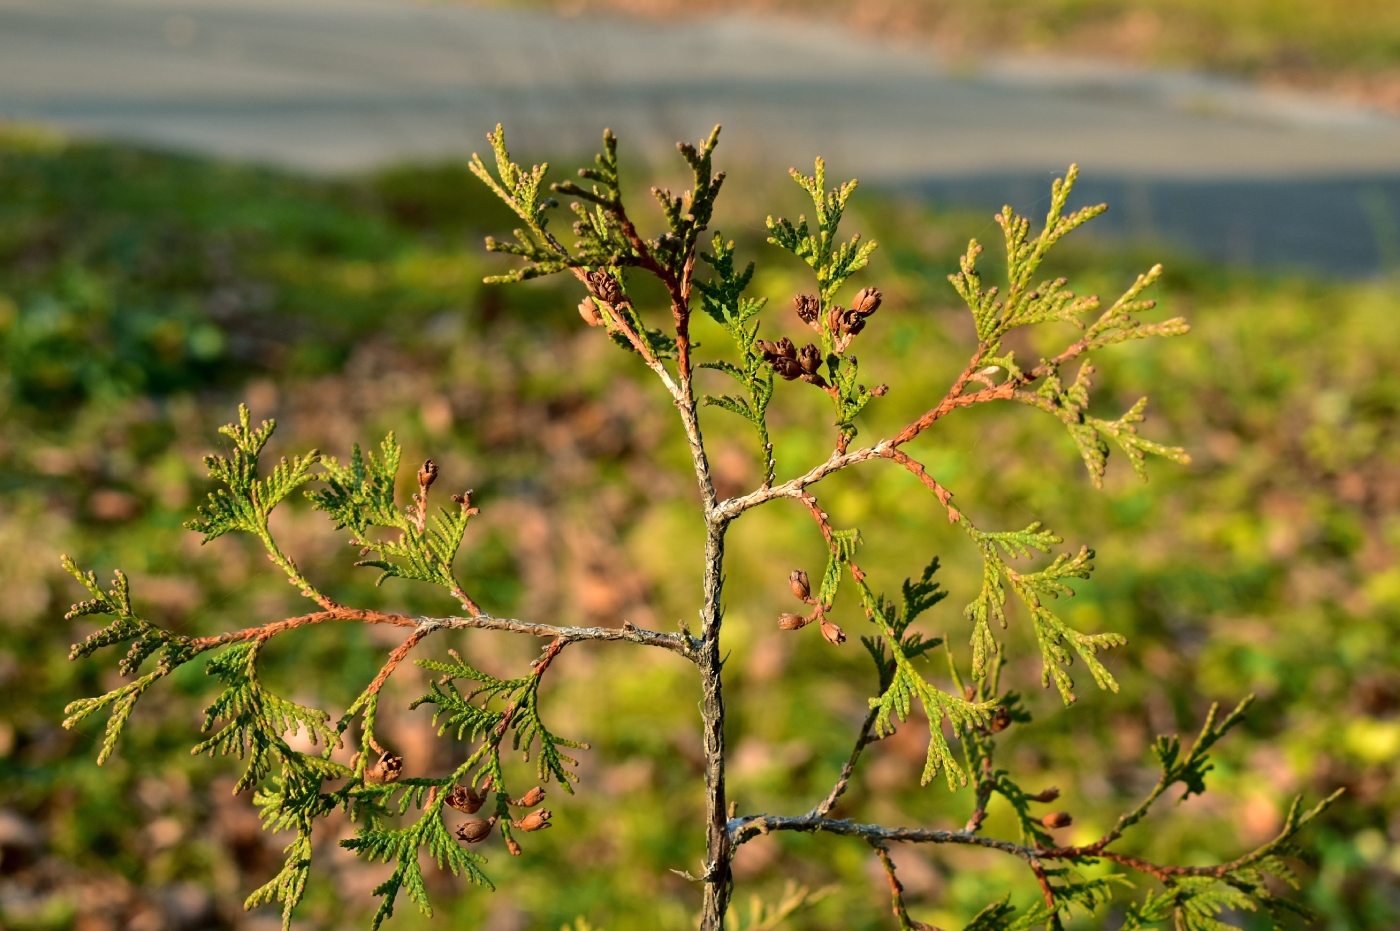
[714, 369, 1012, 522]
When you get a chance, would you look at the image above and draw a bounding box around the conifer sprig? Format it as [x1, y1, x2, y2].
[696, 234, 776, 483]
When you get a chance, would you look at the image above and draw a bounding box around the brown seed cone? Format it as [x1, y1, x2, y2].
[586, 270, 622, 304]
[778, 612, 811, 631]
[851, 286, 882, 316]
[1041, 811, 1073, 829]
[456, 818, 495, 843]
[788, 569, 811, 602]
[820, 618, 846, 645]
[793, 293, 821, 327]
[445, 785, 484, 814]
[418, 459, 438, 489]
[1028, 787, 1061, 804]
[990, 706, 1013, 733]
[513, 809, 552, 832]
[366, 750, 403, 783]
[771, 357, 803, 380]
[578, 297, 604, 326]
[513, 786, 546, 808]
[797, 343, 821, 375]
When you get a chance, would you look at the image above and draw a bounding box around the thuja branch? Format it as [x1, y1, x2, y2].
[61, 406, 697, 930]
[61, 122, 1338, 931]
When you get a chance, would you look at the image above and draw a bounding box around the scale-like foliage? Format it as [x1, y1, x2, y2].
[857, 575, 992, 789]
[767, 159, 875, 305]
[765, 160, 887, 444]
[960, 519, 1123, 704]
[310, 433, 476, 592]
[697, 235, 776, 482]
[187, 404, 318, 541]
[415, 653, 586, 792]
[962, 895, 1052, 931]
[342, 798, 491, 931]
[194, 641, 340, 792]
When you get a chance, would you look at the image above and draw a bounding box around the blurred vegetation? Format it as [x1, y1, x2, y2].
[0, 122, 1397, 931]
[537, 0, 1400, 105]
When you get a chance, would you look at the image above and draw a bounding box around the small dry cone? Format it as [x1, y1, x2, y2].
[788, 569, 811, 601]
[456, 818, 495, 843]
[446, 785, 484, 814]
[793, 293, 821, 328]
[512, 809, 552, 832]
[989, 706, 1013, 733]
[1041, 811, 1073, 830]
[366, 750, 402, 783]
[578, 297, 604, 326]
[778, 612, 810, 631]
[820, 618, 846, 645]
[512, 786, 546, 808]
[1028, 787, 1060, 804]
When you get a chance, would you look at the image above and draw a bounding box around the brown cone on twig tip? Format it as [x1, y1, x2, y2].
[990, 706, 1013, 733]
[778, 612, 810, 631]
[446, 785, 484, 814]
[456, 817, 495, 843]
[1041, 811, 1073, 829]
[512, 786, 546, 808]
[513, 809, 552, 832]
[794, 293, 822, 329]
[1028, 787, 1060, 804]
[418, 459, 438, 490]
[820, 618, 846, 645]
[366, 750, 402, 783]
[788, 569, 811, 602]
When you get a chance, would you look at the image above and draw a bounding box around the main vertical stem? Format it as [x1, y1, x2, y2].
[670, 279, 729, 928]
[699, 518, 730, 929]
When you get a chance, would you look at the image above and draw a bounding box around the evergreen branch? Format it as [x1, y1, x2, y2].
[62, 669, 169, 765]
[858, 578, 993, 789]
[341, 764, 492, 931]
[244, 826, 314, 931]
[185, 404, 328, 606]
[469, 124, 574, 282]
[697, 234, 777, 484]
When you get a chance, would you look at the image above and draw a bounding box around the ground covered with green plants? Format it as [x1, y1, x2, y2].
[0, 124, 1396, 930]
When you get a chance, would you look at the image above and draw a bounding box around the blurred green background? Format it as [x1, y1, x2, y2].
[0, 84, 1397, 931]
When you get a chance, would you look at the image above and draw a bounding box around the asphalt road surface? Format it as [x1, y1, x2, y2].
[3, 0, 1400, 273]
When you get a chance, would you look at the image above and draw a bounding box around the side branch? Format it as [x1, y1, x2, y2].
[806, 706, 881, 818]
[729, 814, 1039, 864]
[713, 366, 1010, 522]
[188, 609, 698, 659]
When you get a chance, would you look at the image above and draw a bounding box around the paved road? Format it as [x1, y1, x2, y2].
[3, 0, 1400, 273]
